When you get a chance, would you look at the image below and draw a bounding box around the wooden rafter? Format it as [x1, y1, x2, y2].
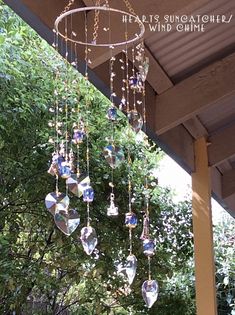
[155, 52, 235, 135]
[208, 123, 235, 166]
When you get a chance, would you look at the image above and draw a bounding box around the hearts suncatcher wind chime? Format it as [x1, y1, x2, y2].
[44, 0, 159, 309]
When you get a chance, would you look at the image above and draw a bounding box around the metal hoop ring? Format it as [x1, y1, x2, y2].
[54, 6, 145, 47]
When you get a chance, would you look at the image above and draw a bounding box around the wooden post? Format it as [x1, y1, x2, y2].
[192, 137, 217, 315]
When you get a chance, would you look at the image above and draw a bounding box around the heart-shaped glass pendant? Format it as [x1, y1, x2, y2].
[103, 145, 125, 169]
[54, 208, 80, 236]
[142, 280, 159, 308]
[128, 110, 143, 133]
[125, 254, 137, 285]
[45, 192, 69, 216]
[80, 226, 98, 255]
[66, 174, 90, 197]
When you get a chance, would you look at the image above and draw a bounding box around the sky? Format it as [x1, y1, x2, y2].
[157, 155, 225, 225]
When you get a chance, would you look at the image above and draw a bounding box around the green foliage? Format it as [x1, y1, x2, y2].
[214, 215, 235, 315]
[0, 3, 195, 314]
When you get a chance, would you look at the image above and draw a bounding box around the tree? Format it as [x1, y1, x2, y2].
[214, 214, 235, 315]
[0, 3, 194, 314]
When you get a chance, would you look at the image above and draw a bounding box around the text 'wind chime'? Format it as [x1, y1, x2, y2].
[44, 0, 159, 309]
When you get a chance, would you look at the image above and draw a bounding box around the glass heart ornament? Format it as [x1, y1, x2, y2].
[142, 280, 159, 308]
[45, 192, 69, 216]
[66, 174, 90, 197]
[103, 145, 125, 169]
[80, 226, 98, 255]
[54, 208, 80, 236]
[128, 110, 143, 133]
[125, 254, 137, 285]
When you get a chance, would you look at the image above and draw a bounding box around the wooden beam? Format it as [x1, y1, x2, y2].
[83, 0, 106, 6]
[82, 0, 95, 5]
[93, 45, 173, 96]
[20, 0, 83, 29]
[208, 123, 235, 166]
[144, 46, 173, 94]
[155, 52, 235, 135]
[222, 169, 235, 199]
[158, 125, 195, 172]
[183, 117, 208, 140]
[211, 167, 235, 218]
[211, 167, 222, 198]
[192, 137, 217, 315]
[223, 195, 235, 217]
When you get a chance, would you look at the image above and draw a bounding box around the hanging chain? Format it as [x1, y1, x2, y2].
[92, 0, 102, 44]
[122, 0, 137, 17]
[60, 0, 75, 15]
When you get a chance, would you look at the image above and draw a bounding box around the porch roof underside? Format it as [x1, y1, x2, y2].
[4, 0, 235, 217]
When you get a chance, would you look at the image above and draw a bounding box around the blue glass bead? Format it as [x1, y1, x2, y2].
[83, 186, 94, 202]
[143, 239, 155, 257]
[125, 212, 137, 228]
[107, 107, 117, 121]
[129, 75, 143, 92]
[129, 76, 138, 87]
[59, 162, 71, 179]
[57, 155, 65, 168]
[73, 130, 85, 144]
